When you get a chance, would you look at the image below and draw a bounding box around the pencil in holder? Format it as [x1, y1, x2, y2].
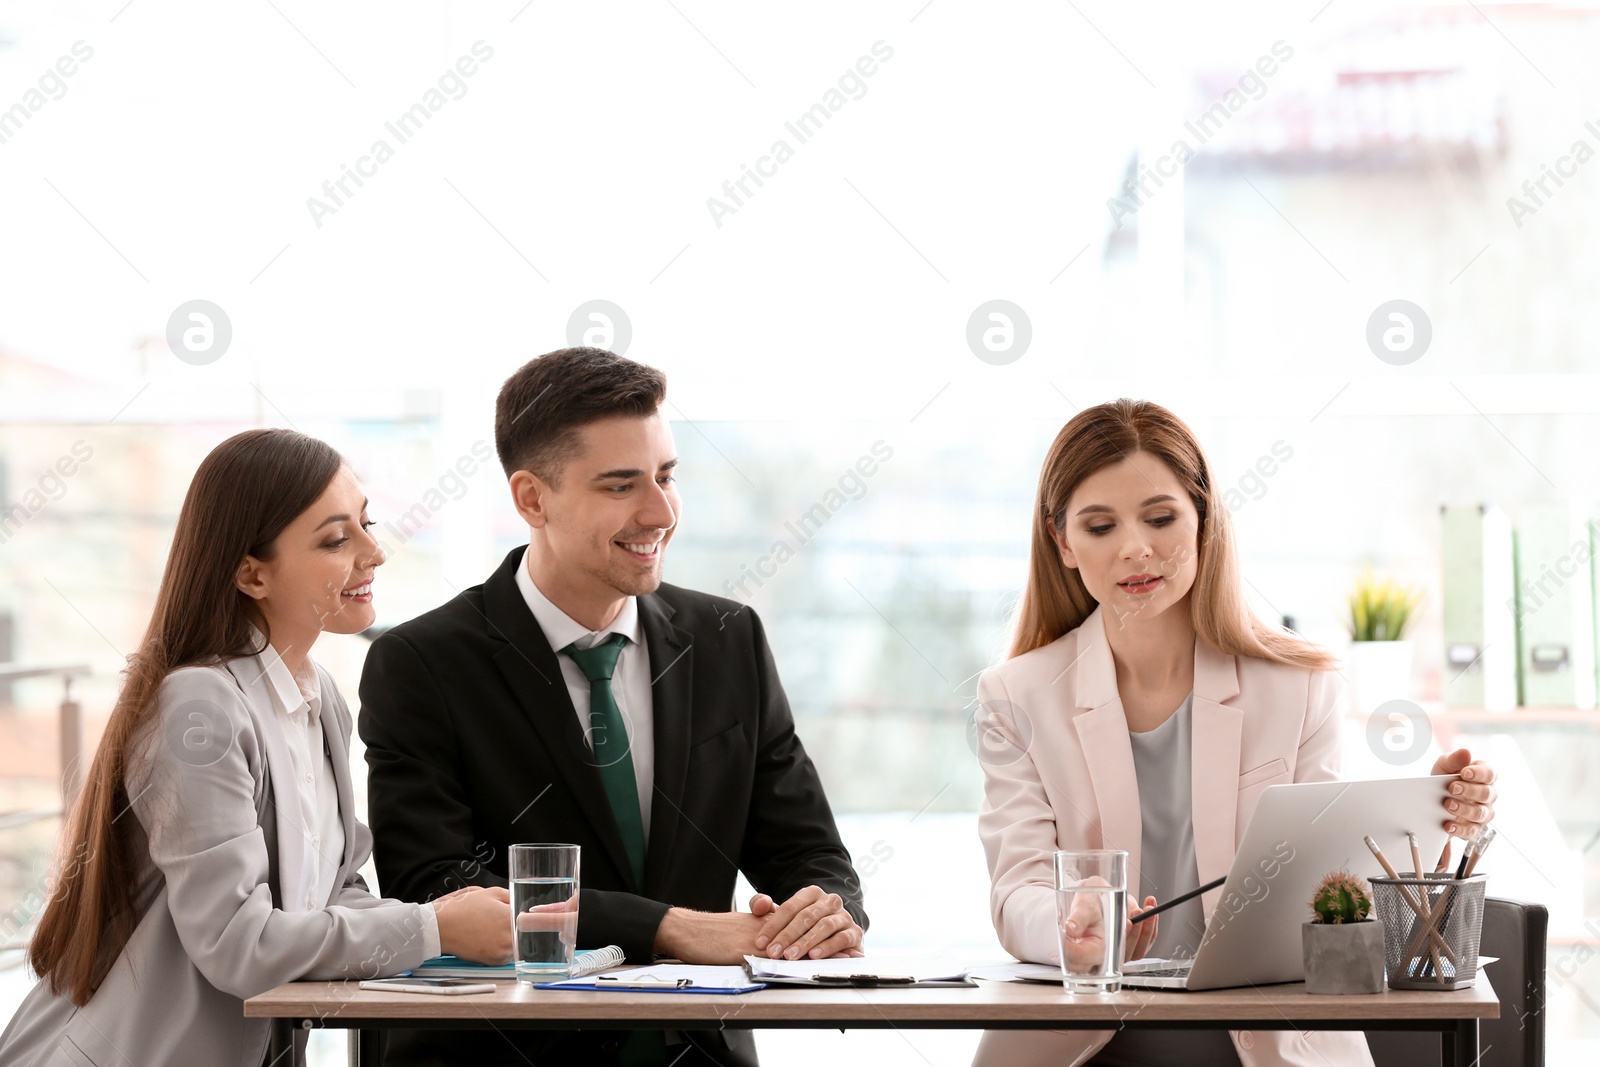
[1369, 873, 1487, 991]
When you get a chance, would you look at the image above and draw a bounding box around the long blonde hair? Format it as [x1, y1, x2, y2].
[1008, 399, 1333, 670]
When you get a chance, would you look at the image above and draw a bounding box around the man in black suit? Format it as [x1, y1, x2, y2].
[359, 347, 866, 1067]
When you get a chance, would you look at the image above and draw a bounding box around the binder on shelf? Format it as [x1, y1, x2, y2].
[1512, 503, 1596, 709]
[1440, 505, 1516, 711]
[1592, 508, 1600, 706]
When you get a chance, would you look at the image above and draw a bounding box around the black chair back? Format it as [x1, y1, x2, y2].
[1367, 895, 1547, 1067]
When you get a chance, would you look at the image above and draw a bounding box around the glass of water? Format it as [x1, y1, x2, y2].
[510, 843, 580, 982]
[1054, 850, 1128, 993]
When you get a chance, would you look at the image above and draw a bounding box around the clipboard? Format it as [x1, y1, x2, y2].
[741, 953, 976, 988]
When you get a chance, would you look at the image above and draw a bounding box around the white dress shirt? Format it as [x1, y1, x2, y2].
[516, 546, 656, 841]
[250, 628, 440, 955]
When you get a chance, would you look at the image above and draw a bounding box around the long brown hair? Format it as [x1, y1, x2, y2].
[28, 428, 344, 1004]
[1009, 399, 1333, 670]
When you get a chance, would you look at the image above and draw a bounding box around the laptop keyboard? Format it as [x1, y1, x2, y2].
[1123, 959, 1195, 979]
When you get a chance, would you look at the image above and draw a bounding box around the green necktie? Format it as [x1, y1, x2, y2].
[562, 633, 647, 889]
[562, 635, 665, 1067]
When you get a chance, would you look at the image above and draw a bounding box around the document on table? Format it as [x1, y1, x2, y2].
[743, 953, 971, 986]
[538, 964, 764, 994]
[965, 962, 1063, 983]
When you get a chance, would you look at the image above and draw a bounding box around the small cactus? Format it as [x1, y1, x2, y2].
[1310, 870, 1372, 924]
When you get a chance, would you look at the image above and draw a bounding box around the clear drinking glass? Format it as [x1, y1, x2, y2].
[1054, 850, 1129, 993]
[510, 843, 580, 982]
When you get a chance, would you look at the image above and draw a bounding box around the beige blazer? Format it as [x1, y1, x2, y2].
[974, 608, 1374, 1067]
[0, 655, 437, 1067]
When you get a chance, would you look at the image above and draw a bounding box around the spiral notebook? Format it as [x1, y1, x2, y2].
[412, 945, 624, 980]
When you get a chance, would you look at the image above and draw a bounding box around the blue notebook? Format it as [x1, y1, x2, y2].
[414, 946, 624, 980]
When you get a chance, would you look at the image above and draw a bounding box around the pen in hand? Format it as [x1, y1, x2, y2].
[1129, 877, 1226, 924]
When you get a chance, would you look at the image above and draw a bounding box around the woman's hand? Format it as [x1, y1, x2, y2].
[433, 885, 513, 964]
[1059, 879, 1159, 972]
[1430, 748, 1497, 838]
[431, 884, 488, 906]
[1127, 895, 1160, 961]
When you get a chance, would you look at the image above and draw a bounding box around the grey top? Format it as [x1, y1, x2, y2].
[1127, 692, 1206, 960]
[1100, 692, 1244, 1066]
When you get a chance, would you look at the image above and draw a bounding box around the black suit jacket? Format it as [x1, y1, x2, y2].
[358, 547, 865, 1066]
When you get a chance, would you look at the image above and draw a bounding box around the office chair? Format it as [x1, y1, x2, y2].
[1366, 895, 1548, 1067]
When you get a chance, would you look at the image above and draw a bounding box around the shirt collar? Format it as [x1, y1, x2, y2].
[515, 546, 641, 653]
[246, 623, 322, 720]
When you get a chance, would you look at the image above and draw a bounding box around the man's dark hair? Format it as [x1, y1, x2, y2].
[494, 347, 667, 484]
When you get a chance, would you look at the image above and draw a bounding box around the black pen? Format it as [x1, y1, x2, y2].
[1130, 877, 1227, 924]
[1452, 837, 1473, 880]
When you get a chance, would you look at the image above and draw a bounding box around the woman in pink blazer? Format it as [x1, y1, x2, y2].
[974, 400, 1497, 1067]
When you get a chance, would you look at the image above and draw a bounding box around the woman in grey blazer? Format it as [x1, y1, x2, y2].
[0, 429, 511, 1067]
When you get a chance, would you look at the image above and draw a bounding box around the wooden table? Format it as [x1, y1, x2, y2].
[245, 975, 1499, 1066]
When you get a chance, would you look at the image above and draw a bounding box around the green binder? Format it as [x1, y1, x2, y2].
[1440, 505, 1516, 710]
[1511, 503, 1595, 709]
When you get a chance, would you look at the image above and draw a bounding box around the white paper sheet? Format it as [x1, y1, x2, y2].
[965, 962, 1062, 983]
[742, 953, 968, 982]
[540, 964, 759, 990]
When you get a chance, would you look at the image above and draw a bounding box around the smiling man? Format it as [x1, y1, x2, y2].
[359, 347, 865, 1067]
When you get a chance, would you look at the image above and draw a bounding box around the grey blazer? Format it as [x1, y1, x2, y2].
[0, 654, 437, 1067]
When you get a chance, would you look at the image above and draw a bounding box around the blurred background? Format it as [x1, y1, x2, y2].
[3, 0, 1599, 1062]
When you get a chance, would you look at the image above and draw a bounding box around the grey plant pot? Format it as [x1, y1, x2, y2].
[1302, 920, 1386, 995]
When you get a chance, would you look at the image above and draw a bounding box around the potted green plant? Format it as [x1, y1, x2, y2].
[1344, 570, 1422, 715]
[1302, 870, 1385, 995]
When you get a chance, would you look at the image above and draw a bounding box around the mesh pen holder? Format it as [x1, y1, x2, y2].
[1369, 873, 1487, 991]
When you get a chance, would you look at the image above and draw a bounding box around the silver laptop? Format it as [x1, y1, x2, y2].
[1118, 775, 1454, 991]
